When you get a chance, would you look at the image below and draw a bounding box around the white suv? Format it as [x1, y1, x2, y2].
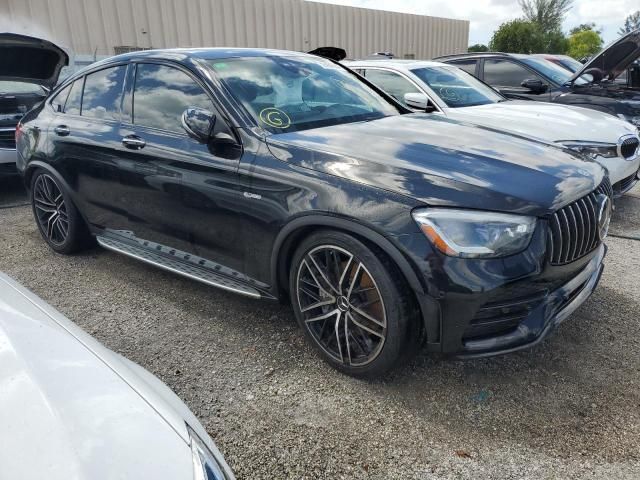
[346, 59, 640, 197]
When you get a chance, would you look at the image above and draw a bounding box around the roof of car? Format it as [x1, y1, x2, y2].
[89, 47, 313, 68]
[345, 59, 450, 69]
[531, 53, 573, 59]
[434, 52, 528, 60]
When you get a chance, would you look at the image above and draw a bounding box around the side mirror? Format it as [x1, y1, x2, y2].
[182, 107, 215, 141]
[404, 93, 437, 113]
[520, 78, 548, 93]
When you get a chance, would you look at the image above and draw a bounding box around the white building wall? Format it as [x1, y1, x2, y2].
[0, 0, 469, 60]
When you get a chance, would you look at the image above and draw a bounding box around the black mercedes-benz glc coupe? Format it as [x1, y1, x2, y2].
[16, 48, 612, 377]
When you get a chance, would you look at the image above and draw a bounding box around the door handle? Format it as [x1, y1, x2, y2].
[54, 125, 70, 136]
[122, 135, 146, 150]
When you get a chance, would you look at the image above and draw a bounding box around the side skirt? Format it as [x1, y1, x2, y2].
[96, 232, 265, 299]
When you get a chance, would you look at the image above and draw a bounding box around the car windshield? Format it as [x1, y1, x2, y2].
[0, 81, 46, 95]
[557, 57, 583, 73]
[410, 66, 504, 108]
[207, 55, 400, 133]
[520, 57, 589, 85]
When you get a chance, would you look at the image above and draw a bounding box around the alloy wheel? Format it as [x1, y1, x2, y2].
[33, 174, 69, 245]
[296, 245, 387, 366]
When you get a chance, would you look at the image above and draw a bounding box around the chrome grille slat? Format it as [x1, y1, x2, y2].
[585, 194, 597, 251]
[559, 209, 571, 264]
[548, 180, 611, 266]
[578, 198, 591, 257]
[572, 203, 585, 258]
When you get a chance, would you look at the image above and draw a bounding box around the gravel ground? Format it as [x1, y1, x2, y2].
[1, 177, 639, 479]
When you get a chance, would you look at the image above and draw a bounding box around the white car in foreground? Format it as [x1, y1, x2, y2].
[346, 59, 640, 197]
[0, 273, 235, 480]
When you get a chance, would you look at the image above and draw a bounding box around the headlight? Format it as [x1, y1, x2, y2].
[562, 142, 618, 159]
[619, 114, 640, 128]
[412, 208, 537, 258]
[188, 426, 230, 480]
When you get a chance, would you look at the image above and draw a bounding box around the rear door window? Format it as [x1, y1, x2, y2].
[483, 59, 542, 87]
[81, 66, 127, 121]
[64, 79, 83, 115]
[132, 63, 213, 133]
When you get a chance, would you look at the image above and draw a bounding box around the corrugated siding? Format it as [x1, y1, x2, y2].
[0, 0, 469, 59]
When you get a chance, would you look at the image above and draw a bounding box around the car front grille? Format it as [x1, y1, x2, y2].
[548, 179, 612, 266]
[620, 136, 639, 159]
[0, 128, 16, 149]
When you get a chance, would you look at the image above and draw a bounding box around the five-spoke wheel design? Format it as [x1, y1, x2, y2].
[33, 174, 69, 245]
[296, 245, 387, 367]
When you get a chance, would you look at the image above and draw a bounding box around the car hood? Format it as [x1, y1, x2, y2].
[445, 100, 638, 144]
[0, 273, 233, 480]
[266, 114, 605, 216]
[0, 33, 69, 89]
[572, 28, 640, 82]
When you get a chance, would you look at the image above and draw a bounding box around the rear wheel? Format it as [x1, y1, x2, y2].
[290, 230, 420, 377]
[31, 170, 91, 254]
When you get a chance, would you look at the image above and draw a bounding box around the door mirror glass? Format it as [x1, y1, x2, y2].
[182, 107, 216, 141]
[404, 93, 437, 112]
[520, 78, 548, 93]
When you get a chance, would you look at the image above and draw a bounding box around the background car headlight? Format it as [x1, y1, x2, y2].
[562, 142, 618, 159]
[412, 208, 537, 258]
[618, 114, 640, 128]
[188, 426, 230, 480]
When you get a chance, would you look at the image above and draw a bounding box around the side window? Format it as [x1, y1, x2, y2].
[484, 59, 541, 87]
[64, 78, 83, 115]
[363, 69, 421, 106]
[133, 64, 214, 133]
[51, 83, 72, 113]
[448, 60, 477, 76]
[81, 66, 127, 121]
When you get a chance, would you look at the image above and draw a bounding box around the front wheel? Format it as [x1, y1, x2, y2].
[290, 230, 420, 378]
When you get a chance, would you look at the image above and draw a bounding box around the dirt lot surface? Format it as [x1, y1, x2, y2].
[1, 177, 639, 479]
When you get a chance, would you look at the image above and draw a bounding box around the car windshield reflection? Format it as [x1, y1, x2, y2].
[410, 66, 505, 108]
[206, 55, 400, 133]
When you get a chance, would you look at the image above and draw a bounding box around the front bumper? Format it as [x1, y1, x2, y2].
[613, 168, 639, 197]
[396, 224, 606, 358]
[598, 154, 640, 193]
[455, 244, 605, 359]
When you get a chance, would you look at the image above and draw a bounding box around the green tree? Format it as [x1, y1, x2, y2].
[490, 19, 567, 54]
[567, 29, 603, 59]
[519, 0, 574, 33]
[570, 22, 601, 35]
[544, 29, 569, 53]
[619, 11, 640, 35]
[468, 44, 489, 52]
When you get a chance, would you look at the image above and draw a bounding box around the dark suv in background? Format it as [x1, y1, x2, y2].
[0, 33, 69, 176]
[17, 48, 611, 377]
[436, 29, 640, 128]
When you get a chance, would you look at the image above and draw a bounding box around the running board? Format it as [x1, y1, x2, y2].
[96, 235, 261, 299]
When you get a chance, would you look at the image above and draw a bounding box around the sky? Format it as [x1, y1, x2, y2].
[312, 0, 639, 46]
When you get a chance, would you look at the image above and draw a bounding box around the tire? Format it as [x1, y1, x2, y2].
[30, 169, 92, 254]
[289, 230, 421, 378]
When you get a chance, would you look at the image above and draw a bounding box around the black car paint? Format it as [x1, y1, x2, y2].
[17, 49, 607, 357]
[437, 53, 640, 120]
